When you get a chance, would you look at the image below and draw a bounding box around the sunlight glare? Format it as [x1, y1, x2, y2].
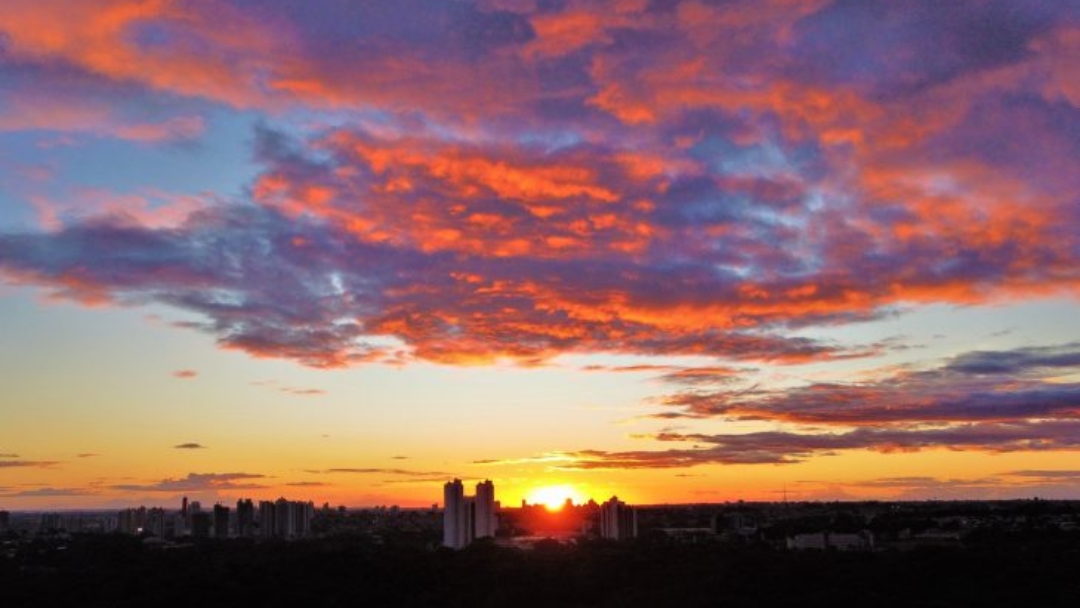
[526, 485, 586, 511]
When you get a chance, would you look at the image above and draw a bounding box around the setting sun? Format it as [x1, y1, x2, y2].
[526, 485, 587, 511]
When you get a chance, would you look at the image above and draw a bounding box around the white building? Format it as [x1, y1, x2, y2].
[443, 479, 497, 549]
[474, 480, 496, 539]
[600, 496, 637, 540]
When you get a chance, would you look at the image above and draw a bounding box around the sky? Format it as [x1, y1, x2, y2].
[2, 0, 1080, 511]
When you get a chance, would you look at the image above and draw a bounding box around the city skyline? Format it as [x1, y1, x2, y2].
[3, 1, 1080, 511]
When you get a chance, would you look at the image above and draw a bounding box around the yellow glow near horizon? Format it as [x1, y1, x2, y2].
[526, 485, 586, 511]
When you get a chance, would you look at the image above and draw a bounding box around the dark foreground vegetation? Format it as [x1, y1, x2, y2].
[3, 530, 1080, 608]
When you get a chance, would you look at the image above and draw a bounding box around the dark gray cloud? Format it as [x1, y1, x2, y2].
[111, 472, 267, 492]
[652, 344, 1080, 426]
[173, 442, 206, 449]
[550, 420, 1080, 469]
[944, 343, 1080, 375]
[1006, 470, 1080, 480]
[0, 459, 60, 468]
[0, 487, 96, 497]
[307, 468, 453, 477]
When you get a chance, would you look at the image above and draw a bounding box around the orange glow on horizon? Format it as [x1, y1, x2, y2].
[525, 484, 587, 511]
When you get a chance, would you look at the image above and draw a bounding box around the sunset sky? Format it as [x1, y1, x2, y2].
[2, 0, 1080, 511]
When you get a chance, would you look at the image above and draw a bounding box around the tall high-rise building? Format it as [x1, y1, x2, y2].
[256, 498, 313, 540]
[599, 496, 637, 541]
[443, 479, 466, 549]
[259, 500, 276, 539]
[474, 480, 496, 539]
[0, 510, 10, 534]
[213, 504, 230, 539]
[236, 499, 255, 538]
[190, 512, 211, 539]
[443, 479, 498, 549]
[39, 513, 63, 533]
[117, 507, 147, 535]
[274, 497, 293, 538]
[146, 508, 166, 538]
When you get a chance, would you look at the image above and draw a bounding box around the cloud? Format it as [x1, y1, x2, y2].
[944, 344, 1080, 375]
[801, 470, 1080, 500]
[111, 472, 267, 492]
[172, 369, 198, 379]
[173, 443, 206, 450]
[0, 487, 96, 498]
[380, 477, 460, 485]
[0, 1, 1078, 371]
[1006, 470, 1080, 480]
[0, 459, 60, 468]
[76, 453, 99, 458]
[549, 420, 1080, 469]
[534, 345, 1080, 468]
[308, 468, 453, 477]
[651, 344, 1080, 426]
[252, 380, 327, 397]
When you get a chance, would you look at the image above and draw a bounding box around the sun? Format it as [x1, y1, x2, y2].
[526, 485, 586, 511]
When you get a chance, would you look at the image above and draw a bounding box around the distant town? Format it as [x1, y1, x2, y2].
[6, 482, 1080, 606]
[4, 479, 1080, 554]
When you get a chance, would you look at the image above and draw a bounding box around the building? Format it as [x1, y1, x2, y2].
[117, 507, 147, 535]
[599, 496, 637, 540]
[258, 498, 313, 540]
[259, 500, 276, 539]
[145, 508, 166, 538]
[0, 510, 9, 534]
[213, 504, 230, 539]
[190, 512, 212, 539]
[236, 499, 255, 538]
[39, 512, 63, 533]
[443, 479, 498, 549]
[274, 498, 293, 538]
[474, 480, 497, 539]
[787, 531, 874, 551]
[443, 479, 467, 549]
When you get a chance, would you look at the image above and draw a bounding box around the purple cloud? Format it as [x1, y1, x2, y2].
[0, 1, 1077, 377]
[0, 487, 96, 498]
[553, 420, 1080, 469]
[652, 344, 1080, 426]
[0, 458, 60, 468]
[111, 472, 267, 492]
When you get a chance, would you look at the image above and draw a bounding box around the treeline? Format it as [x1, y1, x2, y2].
[3, 532, 1080, 607]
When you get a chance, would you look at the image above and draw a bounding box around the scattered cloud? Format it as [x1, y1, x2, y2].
[380, 477, 459, 485]
[308, 467, 454, 477]
[548, 420, 1080, 469]
[649, 344, 1080, 427]
[111, 472, 267, 492]
[172, 369, 198, 379]
[0, 487, 96, 498]
[0, 459, 60, 469]
[173, 443, 206, 450]
[1006, 470, 1080, 480]
[76, 453, 99, 458]
[252, 380, 328, 397]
